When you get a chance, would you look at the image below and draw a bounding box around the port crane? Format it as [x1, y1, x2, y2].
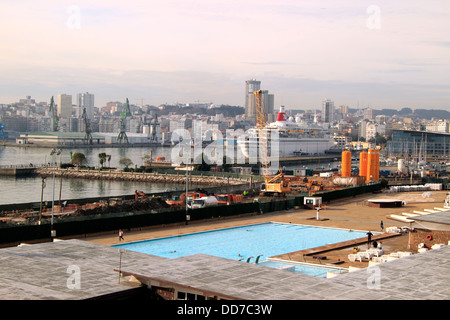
[0, 123, 6, 143]
[117, 98, 132, 144]
[254, 89, 290, 196]
[49, 96, 58, 132]
[81, 107, 93, 145]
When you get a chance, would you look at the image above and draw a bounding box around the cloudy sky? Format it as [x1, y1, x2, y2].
[0, 0, 449, 110]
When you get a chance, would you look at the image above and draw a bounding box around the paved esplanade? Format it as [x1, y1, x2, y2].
[0, 239, 448, 299]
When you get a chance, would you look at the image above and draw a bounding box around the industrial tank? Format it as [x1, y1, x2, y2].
[367, 149, 380, 181]
[341, 150, 352, 177]
[359, 151, 368, 178]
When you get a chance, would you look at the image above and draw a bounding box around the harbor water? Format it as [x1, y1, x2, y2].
[0, 145, 342, 205]
[0, 145, 178, 205]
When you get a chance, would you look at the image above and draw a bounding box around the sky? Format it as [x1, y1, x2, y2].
[0, 0, 449, 110]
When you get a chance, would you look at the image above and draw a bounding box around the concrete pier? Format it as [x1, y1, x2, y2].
[0, 167, 36, 177]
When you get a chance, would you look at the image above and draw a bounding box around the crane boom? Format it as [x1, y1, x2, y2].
[254, 90, 290, 196]
[117, 98, 131, 144]
[50, 96, 58, 132]
[82, 107, 93, 144]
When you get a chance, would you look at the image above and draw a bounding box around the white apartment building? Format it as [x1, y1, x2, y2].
[322, 99, 335, 123]
[425, 120, 449, 133]
[366, 122, 386, 141]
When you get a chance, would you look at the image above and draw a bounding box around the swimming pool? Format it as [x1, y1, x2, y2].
[114, 222, 368, 265]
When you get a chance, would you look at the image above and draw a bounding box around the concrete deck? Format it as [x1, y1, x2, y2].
[0, 190, 449, 300]
[0, 238, 448, 300]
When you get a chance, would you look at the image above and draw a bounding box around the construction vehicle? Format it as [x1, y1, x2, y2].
[216, 193, 244, 205]
[135, 190, 146, 201]
[254, 89, 291, 196]
[165, 191, 207, 207]
[191, 196, 218, 209]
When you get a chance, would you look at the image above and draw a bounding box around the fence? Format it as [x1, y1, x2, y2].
[0, 183, 382, 245]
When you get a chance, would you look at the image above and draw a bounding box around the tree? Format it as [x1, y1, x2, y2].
[98, 152, 107, 168]
[106, 154, 111, 168]
[71, 152, 86, 167]
[119, 157, 133, 169]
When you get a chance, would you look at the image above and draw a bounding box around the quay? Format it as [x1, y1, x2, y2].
[0, 166, 36, 177]
[35, 167, 253, 186]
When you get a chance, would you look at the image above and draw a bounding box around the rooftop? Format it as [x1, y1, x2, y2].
[0, 190, 449, 300]
[0, 239, 448, 300]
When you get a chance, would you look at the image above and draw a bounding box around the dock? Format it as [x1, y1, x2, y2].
[0, 167, 36, 177]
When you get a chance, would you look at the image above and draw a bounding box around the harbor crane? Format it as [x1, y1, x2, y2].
[81, 107, 93, 145]
[49, 96, 58, 132]
[254, 89, 290, 196]
[117, 98, 132, 144]
[0, 123, 6, 143]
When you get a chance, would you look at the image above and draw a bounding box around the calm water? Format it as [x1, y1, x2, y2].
[0, 145, 172, 168]
[0, 145, 179, 205]
[0, 145, 340, 205]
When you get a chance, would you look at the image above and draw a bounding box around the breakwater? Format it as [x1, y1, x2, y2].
[36, 167, 249, 186]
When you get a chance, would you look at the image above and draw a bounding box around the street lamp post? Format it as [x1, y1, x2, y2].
[185, 163, 190, 225]
[50, 148, 62, 240]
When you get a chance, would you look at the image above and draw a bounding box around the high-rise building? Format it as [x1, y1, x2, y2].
[76, 92, 95, 119]
[322, 99, 335, 123]
[245, 79, 260, 117]
[56, 94, 72, 118]
[364, 108, 374, 120]
[245, 80, 274, 124]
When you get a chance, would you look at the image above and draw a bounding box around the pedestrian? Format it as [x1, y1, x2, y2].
[380, 220, 384, 232]
[119, 229, 124, 241]
[366, 230, 373, 248]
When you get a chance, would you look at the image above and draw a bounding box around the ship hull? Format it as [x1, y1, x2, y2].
[237, 136, 335, 158]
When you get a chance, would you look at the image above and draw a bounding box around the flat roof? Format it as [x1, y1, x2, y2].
[413, 210, 450, 225]
[21, 132, 105, 138]
[0, 239, 448, 300]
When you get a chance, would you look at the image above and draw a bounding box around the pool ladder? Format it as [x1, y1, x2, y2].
[241, 254, 263, 264]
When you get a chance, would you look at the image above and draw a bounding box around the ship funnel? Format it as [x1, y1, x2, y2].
[276, 106, 287, 121]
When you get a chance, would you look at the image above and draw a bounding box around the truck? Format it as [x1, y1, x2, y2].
[191, 196, 218, 209]
[165, 191, 206, 207]
[216, 194, 244, 205]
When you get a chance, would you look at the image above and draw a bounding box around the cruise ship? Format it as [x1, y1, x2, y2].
[237, 106, 336, 159]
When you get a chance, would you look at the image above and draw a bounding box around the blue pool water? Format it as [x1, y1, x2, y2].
[257, 260, 347, 278]
[114, 222, 368, 264]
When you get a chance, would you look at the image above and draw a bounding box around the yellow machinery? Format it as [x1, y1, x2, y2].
[254, 90, 290, 196]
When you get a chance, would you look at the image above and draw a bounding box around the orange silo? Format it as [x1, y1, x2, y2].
[341, 150, 351, 177]
[359, 151, 368, 178]
[366, 149, 380, 181]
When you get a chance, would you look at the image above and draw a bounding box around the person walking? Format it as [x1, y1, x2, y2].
[380, 220, 384, 232]
[119, 229, 124, 241]
[366, 230, 373, 248]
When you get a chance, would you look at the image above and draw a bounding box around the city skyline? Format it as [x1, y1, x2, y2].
[0, 1, 449, 110]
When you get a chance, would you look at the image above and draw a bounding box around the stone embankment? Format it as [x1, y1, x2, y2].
[36, 168, 246, 186]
